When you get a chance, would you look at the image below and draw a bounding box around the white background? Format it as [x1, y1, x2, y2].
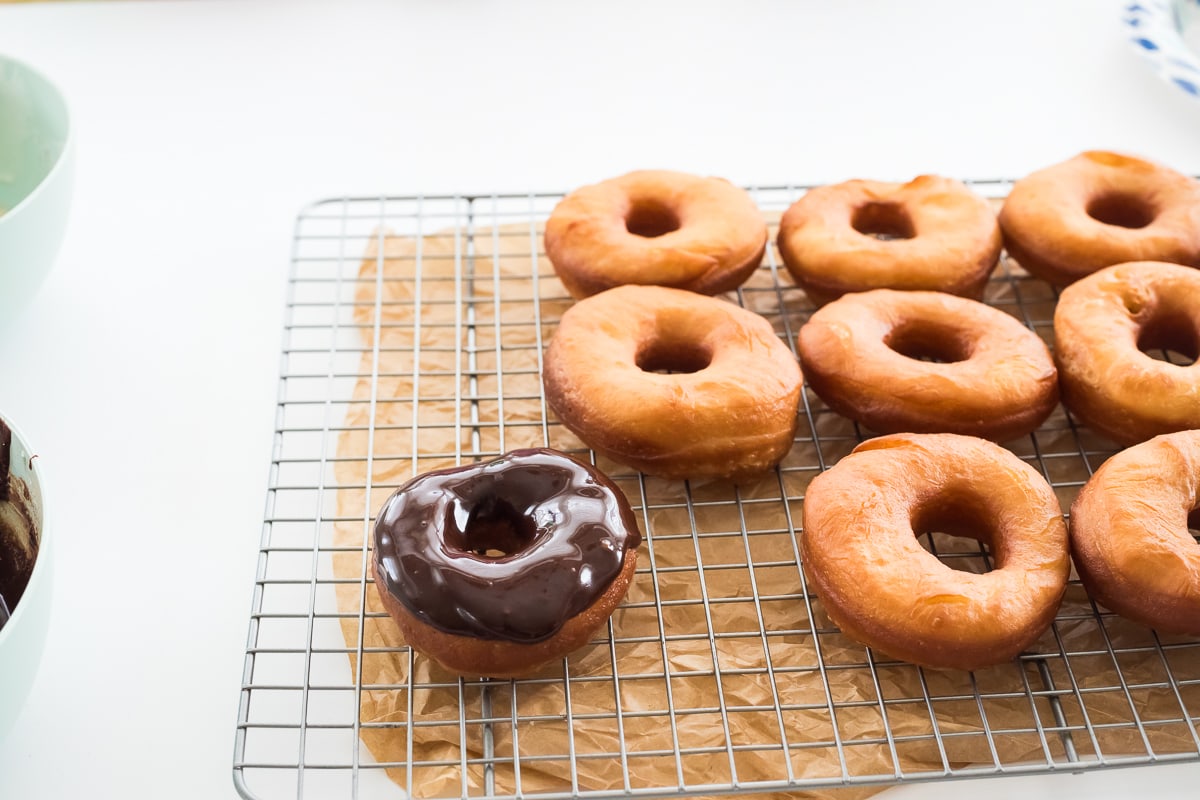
[0, 0, 1198, 798]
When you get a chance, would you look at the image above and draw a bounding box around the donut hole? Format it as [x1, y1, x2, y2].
[912, 497, 996, 575]
[625, 198, 681, 238]
[448, 496, 539, 559]
[1137, 310, 1199, 366]
[1188, 507, 1200, 547]
[851, 201, 916, 241]
[885, 321, 973, 364]
[635, 338, 713, 375]
[1085, 192, 1157, 229]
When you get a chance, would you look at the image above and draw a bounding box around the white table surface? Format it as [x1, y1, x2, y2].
[0, 0, 1198, 797]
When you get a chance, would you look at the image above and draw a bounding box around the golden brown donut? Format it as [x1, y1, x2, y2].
[543, 170, 768, 298]
[801, 433, 1070, 671]
[999, 151, 1200, 286]
[776, 175, 1002, 305]
[543, 284, 802, 481]
[1069, 431, 1200, 636]
[796, 289, 1058, 442]
[372, 449, 641, 678]
[1054, 261, 1200, 445]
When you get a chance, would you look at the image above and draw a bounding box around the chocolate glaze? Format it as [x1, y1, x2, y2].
[373, 449, 641, 643]
[0, 419, 35, 631]
[0, 419, 10, 502]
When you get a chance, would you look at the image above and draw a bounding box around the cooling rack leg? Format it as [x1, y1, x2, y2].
[1034, 657, 1080, 767]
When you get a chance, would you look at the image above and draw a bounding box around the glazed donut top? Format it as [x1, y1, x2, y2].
[542, 284, 802, 481]
[776, 174, 1002, 303]
[1068, 430, 1200, 635]
[543, 169, 768, 297]
[801, 433, 1070, 671]
[1053, 261, 1200, 445]
[999, 151, 1200, 285]
[373, 449, 641, 643]
[797, 289, 1058, 442]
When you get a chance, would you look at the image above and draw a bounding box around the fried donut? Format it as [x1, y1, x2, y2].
[776, 175, 1002, 305]
[1069, 430, 1200, 636]
[543, 284, 802, 481]
[372, 448, 641, 678]
[1054, 261, 1200, 445]
[999, 151, 1200, 286]
[796, 289, 1058, 442]
[544, 170, 768, 298]
[801, 433, 1070, 671]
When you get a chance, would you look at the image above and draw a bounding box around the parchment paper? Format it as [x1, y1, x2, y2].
[331, 217, 1200, 799]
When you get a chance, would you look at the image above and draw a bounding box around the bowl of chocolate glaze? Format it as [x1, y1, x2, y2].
[0, 414, 49, 742]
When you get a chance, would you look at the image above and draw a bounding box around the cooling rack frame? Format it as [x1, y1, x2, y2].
[233, 181, 1200, 800]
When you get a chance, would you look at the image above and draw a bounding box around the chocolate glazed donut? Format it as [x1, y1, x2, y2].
[372, 448, 641, 677]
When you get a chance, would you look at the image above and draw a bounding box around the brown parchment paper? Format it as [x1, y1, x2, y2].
[330, 217, 1200, 800]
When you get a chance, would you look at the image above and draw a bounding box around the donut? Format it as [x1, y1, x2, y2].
[1054, 261, 1200, 445]
[998, 151, 1200, 286]
[372, 448, 641, 678]
[543, 170, 768, 298]
[801, 433, 1070, 671]
[1069, 431, 1200, 635]
[543, 284, 802, 481]
[796, 289, 1058, 442]
[776, 175, 1002, 305]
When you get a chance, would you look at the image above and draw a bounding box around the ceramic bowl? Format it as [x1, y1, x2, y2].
[0, 415, 50, 742]
[0, 54, 73, 323]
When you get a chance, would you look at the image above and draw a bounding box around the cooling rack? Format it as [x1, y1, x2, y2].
[233, 181, 1200, 800]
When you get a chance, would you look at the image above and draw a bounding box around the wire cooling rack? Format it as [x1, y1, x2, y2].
[233, 181, 1200, 800]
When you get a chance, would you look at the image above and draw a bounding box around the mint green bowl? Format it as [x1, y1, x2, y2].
[0, 54, 72, 322]
[0, 416, 49, 743]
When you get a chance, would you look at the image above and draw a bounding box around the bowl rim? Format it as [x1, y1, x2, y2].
[0, 52, 73, 223]
[0, 413, 49, 650]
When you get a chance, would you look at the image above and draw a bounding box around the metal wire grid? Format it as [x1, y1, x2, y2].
[234, 182, 1200, 800]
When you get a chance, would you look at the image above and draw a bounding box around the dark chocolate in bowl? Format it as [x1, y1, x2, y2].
[0, 420, 38, 630]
